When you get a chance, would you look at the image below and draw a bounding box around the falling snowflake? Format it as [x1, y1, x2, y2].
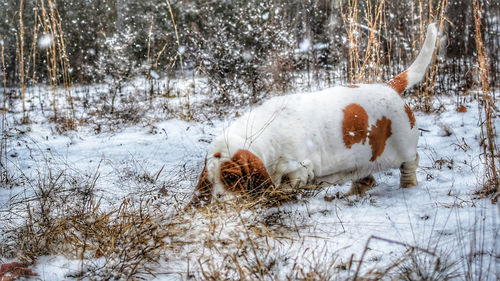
[38, 34, 53, 49]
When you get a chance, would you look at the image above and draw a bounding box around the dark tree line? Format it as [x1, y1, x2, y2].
[0, 0, 498, 96]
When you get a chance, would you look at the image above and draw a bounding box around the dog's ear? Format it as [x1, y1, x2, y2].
[220, 159, 244, 192]
[187, 162, 213, 209]
[229, 150, 273, 197]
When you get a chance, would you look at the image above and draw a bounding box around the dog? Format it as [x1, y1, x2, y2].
[190, 23, 438, 207]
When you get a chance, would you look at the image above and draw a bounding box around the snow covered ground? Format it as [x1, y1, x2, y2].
[0, 83, 498, 280]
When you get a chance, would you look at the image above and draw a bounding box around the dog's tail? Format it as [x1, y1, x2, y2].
[387, 23, 438, 95]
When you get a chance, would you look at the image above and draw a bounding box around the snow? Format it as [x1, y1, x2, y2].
[242, 50, 253, 61]
[38, 34, 53, 50]
[150, 70, 160, 79]
[0, 83, 498, 280]
[177, 46, 186, 55]
[298, 38, 312, 52]
[295, 41, 329, 54]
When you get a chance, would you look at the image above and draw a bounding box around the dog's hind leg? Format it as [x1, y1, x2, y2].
[346, 174, 376, 196]
[400, 153, 419, 188]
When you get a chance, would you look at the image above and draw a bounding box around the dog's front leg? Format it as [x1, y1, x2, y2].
[278, 159, 314, 189]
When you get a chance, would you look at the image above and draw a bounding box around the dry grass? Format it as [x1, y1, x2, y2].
[341, 0, 452, 112]
[397, 249, 459, 281]
[178, 194, 475, 281]
[342, 0, 387, 84]
[228, 183, 328, 209]
[0, 33, 7, 184]
[2, 174, 315, 279]
[1, 152, 497, 280]
[174, 199, 346, 281]
[13, 0, 74, 125]
[0, 160, 382, 279]
[0, 164, 176, 279]
[472, 0, 499, 203]
[18, 0, 27, 124]
[39, 0, 74, 121]
[165, 0, 184, 76]
[341, 0, 361, 84]
[416, 0, 449, 113]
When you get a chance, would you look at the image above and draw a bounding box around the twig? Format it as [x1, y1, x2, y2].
[165, 0, 184, 77]
[353, 235, 435, 280]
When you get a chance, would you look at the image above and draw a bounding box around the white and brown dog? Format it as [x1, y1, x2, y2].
[190, 23, 438, 206]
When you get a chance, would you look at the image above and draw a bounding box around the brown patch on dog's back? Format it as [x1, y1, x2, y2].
[387, 70, 408, 95]
[404, 104, 416, 129]
[213, 152, 222, 158]
[343, 85, 360, 88]
[368, 116, 392, 162]
[342, 104, 369, 148]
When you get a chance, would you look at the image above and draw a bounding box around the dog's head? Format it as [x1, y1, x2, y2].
[189, 149, 273, 208]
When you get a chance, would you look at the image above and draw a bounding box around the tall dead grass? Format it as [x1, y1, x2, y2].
[341, 0, 448, 112]
[416, 0, 449, 112]
[39, 0, 74, 123]
[341, 0, 361, 84]
[18, 0, 27, 123]
[13, 0, 74, 127]
[341, 0, 387, 84]
[165, 0, 184, 76]
[472, 0, 499, 202]
[0, 33, 6, 184]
